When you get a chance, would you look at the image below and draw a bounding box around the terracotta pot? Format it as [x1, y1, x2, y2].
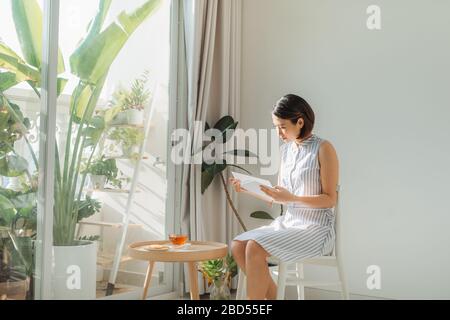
[0, 277, 29, 300]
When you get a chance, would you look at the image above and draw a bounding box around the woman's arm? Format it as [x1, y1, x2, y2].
[260, 141, 339, 208]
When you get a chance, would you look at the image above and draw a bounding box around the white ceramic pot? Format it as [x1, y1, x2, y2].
[52, 240, 97, 300]
[126, 109, 144, 126]
[90, 175, 106, 190]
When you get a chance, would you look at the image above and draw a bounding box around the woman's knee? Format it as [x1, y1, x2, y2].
[231, 240, 247, 258]
[246, 240, 270, 260]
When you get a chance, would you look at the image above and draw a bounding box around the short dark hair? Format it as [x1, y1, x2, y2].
[272, 94, 315, 139]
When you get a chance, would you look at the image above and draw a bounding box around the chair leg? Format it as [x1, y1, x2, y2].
[337, 261, 350, 300]
[296, 263, 305, 300]
[236, 269, 246, 300]
[276, 262, 287, 300]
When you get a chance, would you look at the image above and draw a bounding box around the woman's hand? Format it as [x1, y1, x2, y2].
[229, 178, 247, 193]
[259, 185, 296, 204]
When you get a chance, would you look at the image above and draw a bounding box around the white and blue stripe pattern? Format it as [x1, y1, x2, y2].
[233, 134, 335, 262]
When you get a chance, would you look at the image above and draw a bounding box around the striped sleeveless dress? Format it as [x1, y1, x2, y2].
[233, 134, 335, 262]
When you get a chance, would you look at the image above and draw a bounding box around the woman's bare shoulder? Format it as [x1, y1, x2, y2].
[318, 139, 338, 161]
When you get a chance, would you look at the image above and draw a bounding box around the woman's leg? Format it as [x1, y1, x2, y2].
[245, 240, 277, 300]
[231, 240, 248, 273]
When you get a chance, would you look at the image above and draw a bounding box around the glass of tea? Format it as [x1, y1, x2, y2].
[169, 234, 188, 246]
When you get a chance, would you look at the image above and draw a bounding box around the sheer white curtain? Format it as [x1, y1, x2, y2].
[177, 0, 242, 294]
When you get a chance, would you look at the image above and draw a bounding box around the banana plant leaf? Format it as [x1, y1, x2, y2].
[0, 42, 40, 83]
[83, 116, 106, 148]
[11, 0, 65, 73]
[0, 72, 22, 92]
[70, 83, 94, 120]
[70, 0, 162, 84]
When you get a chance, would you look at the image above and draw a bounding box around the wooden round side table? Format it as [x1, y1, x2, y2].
[128, 240, 228, 300]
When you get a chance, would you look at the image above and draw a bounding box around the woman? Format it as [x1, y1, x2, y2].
[229, 94, 339, 300]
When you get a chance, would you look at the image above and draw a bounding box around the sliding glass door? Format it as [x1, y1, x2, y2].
[0, 0, 176, 300]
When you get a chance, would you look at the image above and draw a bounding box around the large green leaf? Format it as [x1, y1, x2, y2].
[226, 165, 252, 175]
[250, 211, 275, 220]
[83, 116, 106, 147]
[11, 0, 65, 73]
[56, 78, 68, 97]
[201, 163, 227, 194]
[82, 0, 113, 43]
[0, 153, 29, 177]
[0, 72, 20, 92]
[0, 194, 16, 226]
[213, 116, 238, 143]
[70, 83, 94, 119]
[0, 42, 40, 82]
[70, 0, 162, 83]
[9, 192, 36, 211]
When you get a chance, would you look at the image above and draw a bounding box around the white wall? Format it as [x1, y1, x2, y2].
[240, 0, 450, 299]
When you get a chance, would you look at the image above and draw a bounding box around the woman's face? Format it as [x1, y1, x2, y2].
[272, 115, 304, 142]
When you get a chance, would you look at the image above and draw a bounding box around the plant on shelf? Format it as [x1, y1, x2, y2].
[123, 70, 151, 125]
[109, 71, 151, 125]
[108, 127, 145, 158]
[200, 116, 257, 232]
[76, 196, 101, 242]
[198, 253, 238, 300]
[83, 156, 123, 189]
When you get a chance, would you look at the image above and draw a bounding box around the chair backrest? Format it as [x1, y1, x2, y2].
[331, 184, 343, 258]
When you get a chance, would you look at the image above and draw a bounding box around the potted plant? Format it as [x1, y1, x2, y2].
[123, 71, 151, 125]
[108, 71, 151, 126]
[198, 254, 237, 300]
[0, 191, 36, 300]
[83, 156, 123, 190]
[200, 116, 258, 232]
[0, 0, 162, 299]
[0, 228, 30, 300]
[108, 127, 145, 158]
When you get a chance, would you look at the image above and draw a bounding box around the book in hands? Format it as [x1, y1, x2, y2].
[231, 171, 274, 202]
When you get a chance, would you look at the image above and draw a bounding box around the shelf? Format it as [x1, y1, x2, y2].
[108, 124, 144, 128]
[85, 188, 141, 194]
[97, 253, 133, 268]
[103, 155, 149, 160]
[78, 221, 143, 229]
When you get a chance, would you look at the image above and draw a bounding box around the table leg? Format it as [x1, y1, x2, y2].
[187, 262, 200, 300]
[142, 261, 155, 300]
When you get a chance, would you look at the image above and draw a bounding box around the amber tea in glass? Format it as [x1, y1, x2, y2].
[169, 234, 188, 245]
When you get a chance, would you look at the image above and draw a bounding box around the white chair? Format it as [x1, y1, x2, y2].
[236, 185, 349, 300]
